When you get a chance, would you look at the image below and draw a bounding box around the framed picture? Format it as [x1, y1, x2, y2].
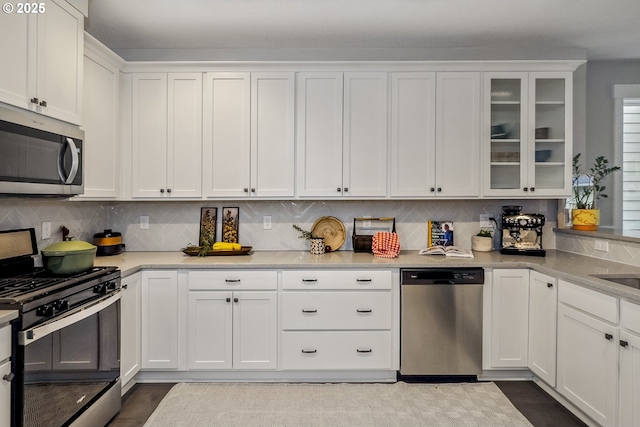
[222, 207, 239, 243]
[199, 207, 217, 247]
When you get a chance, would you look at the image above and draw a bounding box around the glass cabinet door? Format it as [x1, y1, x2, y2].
[484, 72, 572, 197]
[486, 73, 528, 194]
[529, 73, 571, 195]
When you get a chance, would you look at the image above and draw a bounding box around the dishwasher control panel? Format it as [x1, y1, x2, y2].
[401, 268, 484, 284]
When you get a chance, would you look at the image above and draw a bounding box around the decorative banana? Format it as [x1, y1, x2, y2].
[212, 242, 241, 251]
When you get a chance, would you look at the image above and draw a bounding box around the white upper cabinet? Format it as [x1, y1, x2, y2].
[202, 72, 295, 198]
[79, 43, 121, 199]
[131, 73, 202, 199]
[390, 72, 480, 198]
[0, 0, 84, 124]
[483, 72, 572, 197]
[296, 72, 388, 198]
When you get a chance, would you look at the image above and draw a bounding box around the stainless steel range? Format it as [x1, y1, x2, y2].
[0, 228, 121, 427]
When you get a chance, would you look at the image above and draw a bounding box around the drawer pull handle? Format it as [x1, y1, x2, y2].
[302, 279, 318, 283]
[356, 279, 372, 283]
[225, 279, 241, 283]
[357, 348, 372, 353]
[547, 283, 553, 288]
[605, 333, 613, 341]
[302, 309, 318, 313]
[3, 372, 14, 382]
[301, 349, 317, 354]
[357, 309, 372, 313]
[620, 340, 629, 348]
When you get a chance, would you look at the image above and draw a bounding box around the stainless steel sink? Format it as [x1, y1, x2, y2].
[590, 274, 640, 290]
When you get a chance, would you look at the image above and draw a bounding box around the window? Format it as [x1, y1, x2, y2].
[622, 99, 640, 230]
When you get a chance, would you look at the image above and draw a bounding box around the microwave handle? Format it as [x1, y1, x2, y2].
[58, 137, 80, 184]
[18, 290, 121, 346]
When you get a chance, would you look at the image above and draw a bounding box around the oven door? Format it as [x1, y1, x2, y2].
[16, 291, 121, 427]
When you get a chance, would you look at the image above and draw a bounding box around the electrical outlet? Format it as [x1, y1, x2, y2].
[263, 215, 272, 230]
[480, 214, 492, 228]
[140, 216, 149, 230]
[41, 222, 51, 239]
[594, 239, 609, 252]
[539, 200, 548, 212]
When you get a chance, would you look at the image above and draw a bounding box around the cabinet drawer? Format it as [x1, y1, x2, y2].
[558, 280, 618, 324]
[621, 300, 640, 335]
[282, 291, 392, 330]
[0, 325, 10, 361]
[282, 270, 392, 290]
[188, 270, 277, 290]
[281, 331, 392, 370]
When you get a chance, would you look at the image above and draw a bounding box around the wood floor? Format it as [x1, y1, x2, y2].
[106, 381, 587, 427]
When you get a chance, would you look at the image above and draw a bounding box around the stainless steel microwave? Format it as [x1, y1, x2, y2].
[0, 106, 83, 197]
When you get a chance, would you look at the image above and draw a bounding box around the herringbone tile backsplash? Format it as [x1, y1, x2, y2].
[0, 198, 556, 252]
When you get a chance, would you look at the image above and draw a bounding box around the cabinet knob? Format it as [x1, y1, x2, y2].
[251, 188, 255, 193]
[337, 188, 342, 192]
[605, 333, 613, 341]
[39, 100, 47, 107]
[430, 188, 435, 192]
[226, 297, 231, 303]
[244, 188, 249, 193]
[437, 187, 442, 192]
[167, 188, 171, 194]
[30, 97, 39, 104]
[233, 297, 239, 303]
[344, 187, 348, 192]
[160, 189, 165, 193]
[122, 284, 128, 289]
[523, 187, 528, 192]
[530, 187, 535, 192]
[547, 283, 553, 288]
[620, 340, 629, 348]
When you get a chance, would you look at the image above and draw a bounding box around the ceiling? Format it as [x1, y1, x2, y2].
[85, 0, 640, 62]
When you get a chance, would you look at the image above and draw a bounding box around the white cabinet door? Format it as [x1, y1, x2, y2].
[620, 330, 640, 427]
[0, 360, 10, 427]
[187, 291, 277, 370]
[166, 73, 202, 198]
[483, 72, 572, 197]
[0, 0, 83, 124]
[141, 270, 179, 369]
[343, 72, 388, 197]
[490, 269, 529, 368]
[296, 72, 344, 197]
[79, 47, 120, 199]
[435, 72, 481, 197]
[233, 291, 277, 369]
[131, 74, 168, 198]
[250, 72, 295, 198]
[120, 273, 141, 389]
[37, 0, 84, 124]
[557, 303, 618, 427]
[188, 291, 233, 370]
[202, 72, 251, 197]
[0, 11, 33, 109]
[528, 271, 557, 386]
[389, 72, 436, 197]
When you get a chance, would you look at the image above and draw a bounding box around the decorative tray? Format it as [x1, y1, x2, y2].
[182, 246, 253, 257]
[311, 216, 346, 251]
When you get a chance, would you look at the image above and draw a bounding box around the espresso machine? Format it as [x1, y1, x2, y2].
[500, 206, 546, 257]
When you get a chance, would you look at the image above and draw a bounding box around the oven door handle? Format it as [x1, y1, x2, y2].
[19, 290, 121, 346]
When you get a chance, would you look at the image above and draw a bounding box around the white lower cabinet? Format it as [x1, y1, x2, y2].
[484, 269, 530, 369]
[620, 300, 640, 427]
[141, 270, 179, 369]
[120, 273, 141, 390]
[187, 270, 278, 370]
[528, 271, 557, 386]
[557, 279, 618, 427]
[281, 269, 396, 371]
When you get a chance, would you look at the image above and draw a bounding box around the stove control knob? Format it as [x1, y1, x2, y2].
[106, 281, 117, 290]
[53, 300, 69, 311]
[36, 305, 54, 317]
[93, 283, 108, 294]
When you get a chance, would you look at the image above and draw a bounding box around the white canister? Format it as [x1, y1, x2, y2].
[309, 237, 326, 254]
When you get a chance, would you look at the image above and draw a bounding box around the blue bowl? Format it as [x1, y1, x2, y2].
[535, 150, 552, 162]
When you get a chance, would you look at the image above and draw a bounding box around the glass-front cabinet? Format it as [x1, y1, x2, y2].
[483, 72, 572, 197]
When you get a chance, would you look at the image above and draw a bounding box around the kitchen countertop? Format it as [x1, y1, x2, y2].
[0, 310, 18, 326]
[94, 249, 640, 304]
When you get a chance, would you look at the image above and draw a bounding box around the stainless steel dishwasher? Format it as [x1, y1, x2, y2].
[400, 268, 484, 377]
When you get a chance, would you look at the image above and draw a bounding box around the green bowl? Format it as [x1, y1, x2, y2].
[42, 240, 97, 275]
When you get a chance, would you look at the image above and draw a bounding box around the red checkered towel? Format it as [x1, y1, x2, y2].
[372, 232, 400, 258]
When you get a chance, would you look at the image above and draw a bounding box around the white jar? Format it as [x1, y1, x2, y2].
[309, 237, 325, 254]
